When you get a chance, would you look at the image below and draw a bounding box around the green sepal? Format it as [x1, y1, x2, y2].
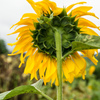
[64, 24, 73, 33]
[34, 22, 41, 29]
[38, 43, 45, 50]
[62, 40, 71, 48]
[43, 41, 52, 49]
[61, 16, 71, 26]
[73, 19, 79, 26]
[58, 8, 67, 18]
[51, 16, 61, 27]
[70, 15, 76, 24]
[37, 34, 46, 43]
[40, 23, 50, 29]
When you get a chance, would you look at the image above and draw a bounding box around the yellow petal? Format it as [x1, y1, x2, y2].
[68, 73, 74, 83]
[23, 47, 35, 59]
[43, 0, 57, 11]
[53, 8, 63, 16]
[24, 50, 38, 74]
[8, 26, 34, 35]
[10, 18, 33, 29]
[80, 27, 99, 36]
[76, 12, 99, 19]
[36, 1, 50, 14]
[20, 13, 38, 21]
[16, 30, 32, 40]
[51, 71, 57, 85]
[31, 53, 44, 80]
[66, 2, 87, 12]
[8, 42, 17, 46]
[63, 58, 75, 73]
[62, 61, 70, 80]
[89, 66, 95, 75]
[45, 59, 56, 80]
[63, 60, 75, 83]
[78, 18, 100, 30]
[72, 6, 92, 15]
[95, 49, 98, 57]
[12, 38, 32, 54]
[55, 77, 58, 86]
[72, 52, 86, 74]
[81, 50, 98, 65]
[39, 56, 49, 78]
[26, 0, 42, 16]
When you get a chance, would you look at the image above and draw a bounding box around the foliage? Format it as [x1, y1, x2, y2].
[0, 39, 8, 54]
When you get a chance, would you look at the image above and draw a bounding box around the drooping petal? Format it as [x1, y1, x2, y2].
[26, 0, 41, 15]
[8, 26, 35, 35]
[71, 6, 92, 15]
[81, 50, 98, 65]
[24, 50, 38, 74]
[44, 59, 57, 82]
[76, 12, 99, 19]
[35, 1, 50, 14]
[62, 57, 75, 83]
[20, 13, 38, 21]
[72, 52, 86, 79]
[16, 30, 32, 40]
[43, 0, 57, 11]
[80, 27, 99, 36]
[89, 66, 95, 75]
[78, 18, 100, 30]
[66, 2, 87, 13]
[10, 18, 33, 29]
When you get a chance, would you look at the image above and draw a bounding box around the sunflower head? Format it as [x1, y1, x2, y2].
[8, 0, 100, 86]
[31, 8, 80, 59]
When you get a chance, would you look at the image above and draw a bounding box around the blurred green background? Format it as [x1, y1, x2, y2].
[0, 39, 100, 100]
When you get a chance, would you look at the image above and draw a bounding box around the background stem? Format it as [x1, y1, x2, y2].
[55, 29, 62, 100]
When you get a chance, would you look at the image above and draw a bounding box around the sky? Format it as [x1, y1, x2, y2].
[0, 0, 100, 51]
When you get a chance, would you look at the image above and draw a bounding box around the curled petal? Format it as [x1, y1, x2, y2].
[78, 18, 100, 30]
[81, 50, 98, 65]
[20, 13, 38, 21]
[66, 2, 87, 13]
[76, 12, 99, 19]
[80, 27, 99, 36]
[72, 6, 92, 15]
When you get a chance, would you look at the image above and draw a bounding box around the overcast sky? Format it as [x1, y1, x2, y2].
[0, 0, 100, 51]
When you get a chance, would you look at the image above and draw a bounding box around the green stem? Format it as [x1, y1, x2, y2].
[55, 29, 62, 100]
[41, 92, 53, 100]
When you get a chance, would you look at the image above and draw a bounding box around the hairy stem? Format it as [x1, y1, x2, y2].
[55, 29, 62, 100]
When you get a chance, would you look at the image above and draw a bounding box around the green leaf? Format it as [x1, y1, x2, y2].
[0, 80, 53, 100]
[62, 34, 100, 59]
[72, 34, 100, 51]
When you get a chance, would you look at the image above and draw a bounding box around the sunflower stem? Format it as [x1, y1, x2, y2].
[55, 29, 62, 100]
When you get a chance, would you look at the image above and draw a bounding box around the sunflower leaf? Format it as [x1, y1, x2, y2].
[72, 34, 100, 51]
[0, 79, 53, 100]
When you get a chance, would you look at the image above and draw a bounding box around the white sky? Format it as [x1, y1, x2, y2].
[0, 0, 100, 51]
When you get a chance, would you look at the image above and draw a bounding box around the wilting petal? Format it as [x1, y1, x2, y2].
[81, 50, 98, 65]
[80, 27, 99, 36]
[66, 2, 87, 13]
[78, 18, 100, 30]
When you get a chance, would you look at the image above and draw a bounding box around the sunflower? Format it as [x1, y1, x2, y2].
[8, 0, 100, 86]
